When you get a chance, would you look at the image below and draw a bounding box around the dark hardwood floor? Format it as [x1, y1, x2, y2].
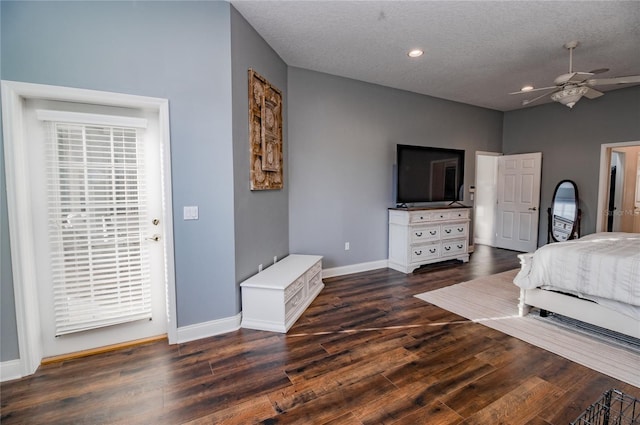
[2, 245, 638, 424]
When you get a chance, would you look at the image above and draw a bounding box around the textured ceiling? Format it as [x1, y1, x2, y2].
[230, 1, 640, 111]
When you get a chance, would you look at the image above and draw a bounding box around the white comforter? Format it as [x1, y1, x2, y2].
[513, 232, 640, 308]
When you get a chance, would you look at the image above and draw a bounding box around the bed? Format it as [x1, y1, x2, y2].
[513, 232, 640, 339]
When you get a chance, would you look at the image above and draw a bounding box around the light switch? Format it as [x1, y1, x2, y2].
[183, 206, 199, 220]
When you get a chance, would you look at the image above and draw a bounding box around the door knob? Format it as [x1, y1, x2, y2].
[528, 207, 538, 211]
[146, 234, 161, 242]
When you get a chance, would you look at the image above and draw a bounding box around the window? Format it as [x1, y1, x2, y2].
[39, 110, 152, 336]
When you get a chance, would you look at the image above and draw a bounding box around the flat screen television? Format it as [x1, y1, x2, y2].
[396, 144, 465, 204]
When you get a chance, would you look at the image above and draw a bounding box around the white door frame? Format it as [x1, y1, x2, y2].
[596, 140, 640, 232]
[1, 80, 177, 378]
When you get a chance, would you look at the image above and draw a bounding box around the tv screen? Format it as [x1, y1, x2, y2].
[396, 144, 465, 204]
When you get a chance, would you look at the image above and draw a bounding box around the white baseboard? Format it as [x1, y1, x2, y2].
[176, 313, 242, 344]
[1, 359, 23, 382]
[322, 259, 389, 278]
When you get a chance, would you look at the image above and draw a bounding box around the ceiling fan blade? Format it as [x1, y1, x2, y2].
[567, 72, 594, 84]
[583, 87, 604, 99]
[588, 68, 609, 75]
[587, 75, 640, 86]
[509, 86, 556, 95]
[522, 89, 559, 106]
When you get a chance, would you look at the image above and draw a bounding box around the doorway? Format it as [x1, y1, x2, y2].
[474, 152, 500, 246]
[2, 81, 177, 377]
[25, 100, 169, 358]
[597, 141, 640, 233]
[474, 151, 542, 252]
[607, 152, 624, 231]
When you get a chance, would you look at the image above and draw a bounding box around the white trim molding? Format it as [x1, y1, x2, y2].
[176, 313, 242, 344]
[0, 359, 23, 383]
[322, 259, 389, 278]
[1, 80, 178, 378]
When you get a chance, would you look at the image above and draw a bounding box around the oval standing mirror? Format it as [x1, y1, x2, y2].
[549, 180, 579, 242]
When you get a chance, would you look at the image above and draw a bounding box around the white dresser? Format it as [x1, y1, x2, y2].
[240, 254, 323, 333]
[388, 207, 471, 273]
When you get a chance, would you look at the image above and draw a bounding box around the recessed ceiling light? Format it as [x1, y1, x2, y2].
[521, 85, 534, 92]
[408, 49, 424, 58]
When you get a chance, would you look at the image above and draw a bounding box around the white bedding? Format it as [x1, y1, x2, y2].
[513, 232, 640, 316]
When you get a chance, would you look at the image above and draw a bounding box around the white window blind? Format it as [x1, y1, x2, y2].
[43, 118, 152, 336]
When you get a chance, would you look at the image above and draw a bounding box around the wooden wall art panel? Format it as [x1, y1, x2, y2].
[249, 69, 283, 190]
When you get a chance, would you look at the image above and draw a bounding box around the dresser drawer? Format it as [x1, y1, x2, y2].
[308, 271, 322, 293]
[430, 210, 450, 221]
[410, 225, 440, 243]
[409, 211, 436, 223]
[441, 240, 467, 256]
[441, 222, 468, 239]
[410, 243, 440, 262]
[285, 284, 306, 319]
[307, 261, 322, 279]
[284, 276, 305, 301]
[449, 209, 470, 220]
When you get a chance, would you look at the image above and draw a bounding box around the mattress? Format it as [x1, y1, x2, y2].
[514, 232, 640, 318]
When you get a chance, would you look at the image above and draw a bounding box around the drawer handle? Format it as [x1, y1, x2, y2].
[415, 231, 423, 237]
[429, 248, 436, 254]
[444, 246, 451, 251]
[457, 227, 464, 232]
[445, 229, 452, 234]
[414, 250, 422, 256]
[419, 216, 424, 220]
[430, 230, 437, 235]
[457, 244, 463, 249]
[440, 215, 444, 218]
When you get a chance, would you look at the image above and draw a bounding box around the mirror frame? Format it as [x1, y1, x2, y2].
[549, 179, 580, 243]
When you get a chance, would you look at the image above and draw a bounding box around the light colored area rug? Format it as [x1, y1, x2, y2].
[415, 269, 640, 387]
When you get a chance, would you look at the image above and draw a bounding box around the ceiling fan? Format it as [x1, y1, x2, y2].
[510, 41, 640, 108]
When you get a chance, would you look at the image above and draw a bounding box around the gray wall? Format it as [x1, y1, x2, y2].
[230, 8, 289, 286]
[288, 68, 504, 268]
[1, 114, 19, 361]
[1, 1, 240, 360]
[503, 86, 640, 244]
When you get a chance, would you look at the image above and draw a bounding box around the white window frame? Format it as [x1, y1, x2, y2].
[1, 80, 177, 378]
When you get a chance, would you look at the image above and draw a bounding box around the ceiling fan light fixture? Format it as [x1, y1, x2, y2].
[407, 49, 424, 58]
[521, 85, 534, 92]
[551, 86, 589, 108]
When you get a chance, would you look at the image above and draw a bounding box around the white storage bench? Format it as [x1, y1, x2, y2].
[240, 254, 323, 333]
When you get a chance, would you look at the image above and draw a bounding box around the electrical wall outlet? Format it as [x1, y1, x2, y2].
[273, 256, 277, 264]
[258, 264, 263, 272]
[345, 242, 350, 250]
[183, 206, 199, 220]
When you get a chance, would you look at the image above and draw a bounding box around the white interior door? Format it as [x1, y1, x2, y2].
[25, 99, 168, 358]
[495, 152, 542, 252]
